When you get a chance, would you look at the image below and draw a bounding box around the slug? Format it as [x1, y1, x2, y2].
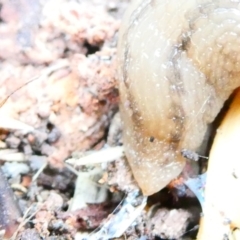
[117, 0, 240, 196]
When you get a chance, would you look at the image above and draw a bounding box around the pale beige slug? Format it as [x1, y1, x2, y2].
[117, 0, 240, 196]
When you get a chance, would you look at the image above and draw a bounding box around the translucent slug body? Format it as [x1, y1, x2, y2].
[117, 0, 240, 196]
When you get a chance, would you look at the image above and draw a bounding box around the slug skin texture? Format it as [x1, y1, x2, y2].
[117, 0, 240, 196]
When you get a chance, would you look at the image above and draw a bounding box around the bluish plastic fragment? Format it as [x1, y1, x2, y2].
[184, 172, 207, 209]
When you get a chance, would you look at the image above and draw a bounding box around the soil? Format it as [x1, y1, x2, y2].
[0, 0, 201, 239]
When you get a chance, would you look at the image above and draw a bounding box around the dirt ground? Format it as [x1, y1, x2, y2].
[0, 0, 202, 239]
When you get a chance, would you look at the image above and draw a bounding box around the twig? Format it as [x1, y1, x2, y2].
[32, 161, 48, 182]
[10, 203, 44, 240]
[66, 146, 124, 166]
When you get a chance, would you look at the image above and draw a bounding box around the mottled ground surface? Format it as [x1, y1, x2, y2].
[0, 1, 201, 239]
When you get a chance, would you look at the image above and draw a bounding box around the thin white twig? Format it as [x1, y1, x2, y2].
[66, 146, 124, 166]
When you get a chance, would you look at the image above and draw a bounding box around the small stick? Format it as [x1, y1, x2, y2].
[66, 146, 124, 166]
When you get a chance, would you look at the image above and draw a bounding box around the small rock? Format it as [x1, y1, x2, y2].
[27, 131, 48, 151]
[107, 2, 117, 11]
[38, 168, 75, 192]
[29, 155, 47, 171]
[36, 104, 51, 119]
[45, 191, 63, 210]
[21, 175, 32, 188]
[39, 190, 50, 201]
[48, 219, 66, 231]
[41, 143, 55, 156]
[19, 229, 41, 240]
[47, 127, 61, 143]
[13, 130, 25, 139]
[149, 208, 192, 239]
[5, 135, 21, 149]
[23, 144, 33, 156]
[2, 162, 30, 178]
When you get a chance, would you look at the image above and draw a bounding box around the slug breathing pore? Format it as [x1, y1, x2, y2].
[117, 0, 240, 196]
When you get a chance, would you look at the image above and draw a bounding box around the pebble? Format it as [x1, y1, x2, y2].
[47, 127, 61, 143]
[5, 136, 21, 149]
[23, 144, 33, 156]
[2, 162, 30, 178]
[41, 143, 55, 156]
[36, 104, 51, 119]
[39, 190, 50, 201]
[45, 191, 63, 210]
[27, 131, 48, 151]
[29, 155, 47, 171]
[19, 229, 41, 240]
